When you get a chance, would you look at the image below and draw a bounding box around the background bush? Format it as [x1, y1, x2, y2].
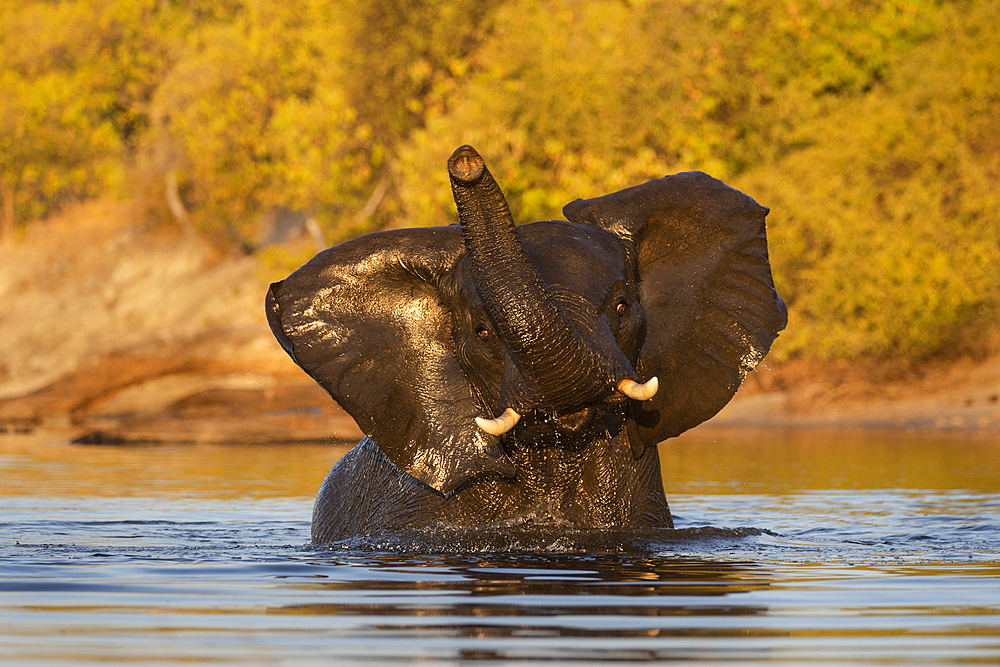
[1, 0, 997, 363]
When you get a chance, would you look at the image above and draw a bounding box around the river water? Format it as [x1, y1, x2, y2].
[2, 429, 999, 665]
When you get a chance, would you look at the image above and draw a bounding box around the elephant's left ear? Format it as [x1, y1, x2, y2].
[265, 226, 515, 495]
[564, 171, 787, 447]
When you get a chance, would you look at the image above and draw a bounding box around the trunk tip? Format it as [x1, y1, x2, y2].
[448, 145, 485, 184]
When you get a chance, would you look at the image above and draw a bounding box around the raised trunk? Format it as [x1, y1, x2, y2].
[448, 146, 618, 415]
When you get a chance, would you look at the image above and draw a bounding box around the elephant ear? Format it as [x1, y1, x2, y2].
[564, 171, 787, 448]
[265, 227, 515, 495]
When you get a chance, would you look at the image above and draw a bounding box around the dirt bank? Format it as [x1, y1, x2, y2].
[0, 200, 360, 444]
[1, 201, 997, 444]
[717, 355, 1000, 434]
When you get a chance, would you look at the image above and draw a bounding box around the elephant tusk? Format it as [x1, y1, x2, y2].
[618, 376, 659, 401]
[475, 407, 521, 436]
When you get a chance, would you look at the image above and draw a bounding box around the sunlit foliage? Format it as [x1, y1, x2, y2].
[0, 0, 175, 236]
[739, 1, 1000, 360]
[1, 0, 997, 362]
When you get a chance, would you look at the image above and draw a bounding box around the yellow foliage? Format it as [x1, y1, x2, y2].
[738, 1, 1000, 360]
[2, 0, 997, 362]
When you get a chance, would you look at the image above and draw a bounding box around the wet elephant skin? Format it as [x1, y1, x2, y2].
[266, 146, 787, 543]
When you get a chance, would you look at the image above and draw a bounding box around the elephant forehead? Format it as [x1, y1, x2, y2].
[517, 221, 628, 300]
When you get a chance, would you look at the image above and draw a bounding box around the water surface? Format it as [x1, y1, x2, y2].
[2, 430, 999, 665]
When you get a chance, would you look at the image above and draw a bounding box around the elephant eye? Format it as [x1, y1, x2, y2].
[616, 301, 627, 316]
[476, 327, 490, 341]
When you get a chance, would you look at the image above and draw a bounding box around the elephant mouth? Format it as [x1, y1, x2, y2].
[548, 389, 633, 434]
[551, 406, 597, 433]
[514, 401, 623, 441]
[477, 378, 655, 438]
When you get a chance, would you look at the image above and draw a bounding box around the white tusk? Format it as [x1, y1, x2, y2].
[618, 376, 659, 401]
[475, 407, 521, 436]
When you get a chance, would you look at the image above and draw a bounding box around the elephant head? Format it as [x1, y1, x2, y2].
[266, 146, 786, 498]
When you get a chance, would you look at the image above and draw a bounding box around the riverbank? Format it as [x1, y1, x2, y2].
[716, 355, 1000, 434]
[1, 200, 997, 444]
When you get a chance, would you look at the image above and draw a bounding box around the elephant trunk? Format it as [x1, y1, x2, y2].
[448, 145, 624, 417]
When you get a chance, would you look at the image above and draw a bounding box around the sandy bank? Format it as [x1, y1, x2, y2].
[1, 201, 997, 444]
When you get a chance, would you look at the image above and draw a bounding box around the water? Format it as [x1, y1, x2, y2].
[2, 430, 999, 665]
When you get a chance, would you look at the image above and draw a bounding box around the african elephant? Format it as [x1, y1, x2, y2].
[266, 145, 786, 543]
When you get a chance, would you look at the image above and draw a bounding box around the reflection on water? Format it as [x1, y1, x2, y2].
[1, 431, 999, 665]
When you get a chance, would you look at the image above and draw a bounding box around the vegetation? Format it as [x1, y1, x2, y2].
[1, 0, 997, 363]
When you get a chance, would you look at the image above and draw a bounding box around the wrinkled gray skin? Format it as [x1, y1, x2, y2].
[266, 146, 787, 543]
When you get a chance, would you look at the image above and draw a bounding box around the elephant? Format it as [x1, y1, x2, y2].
[266, 145, 786, 543]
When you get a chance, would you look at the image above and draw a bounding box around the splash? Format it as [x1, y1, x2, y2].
[314, 524, 776, 555]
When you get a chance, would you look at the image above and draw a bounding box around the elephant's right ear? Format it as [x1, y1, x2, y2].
[564, 172, 787, 448]
[265, 227, 515, 495]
